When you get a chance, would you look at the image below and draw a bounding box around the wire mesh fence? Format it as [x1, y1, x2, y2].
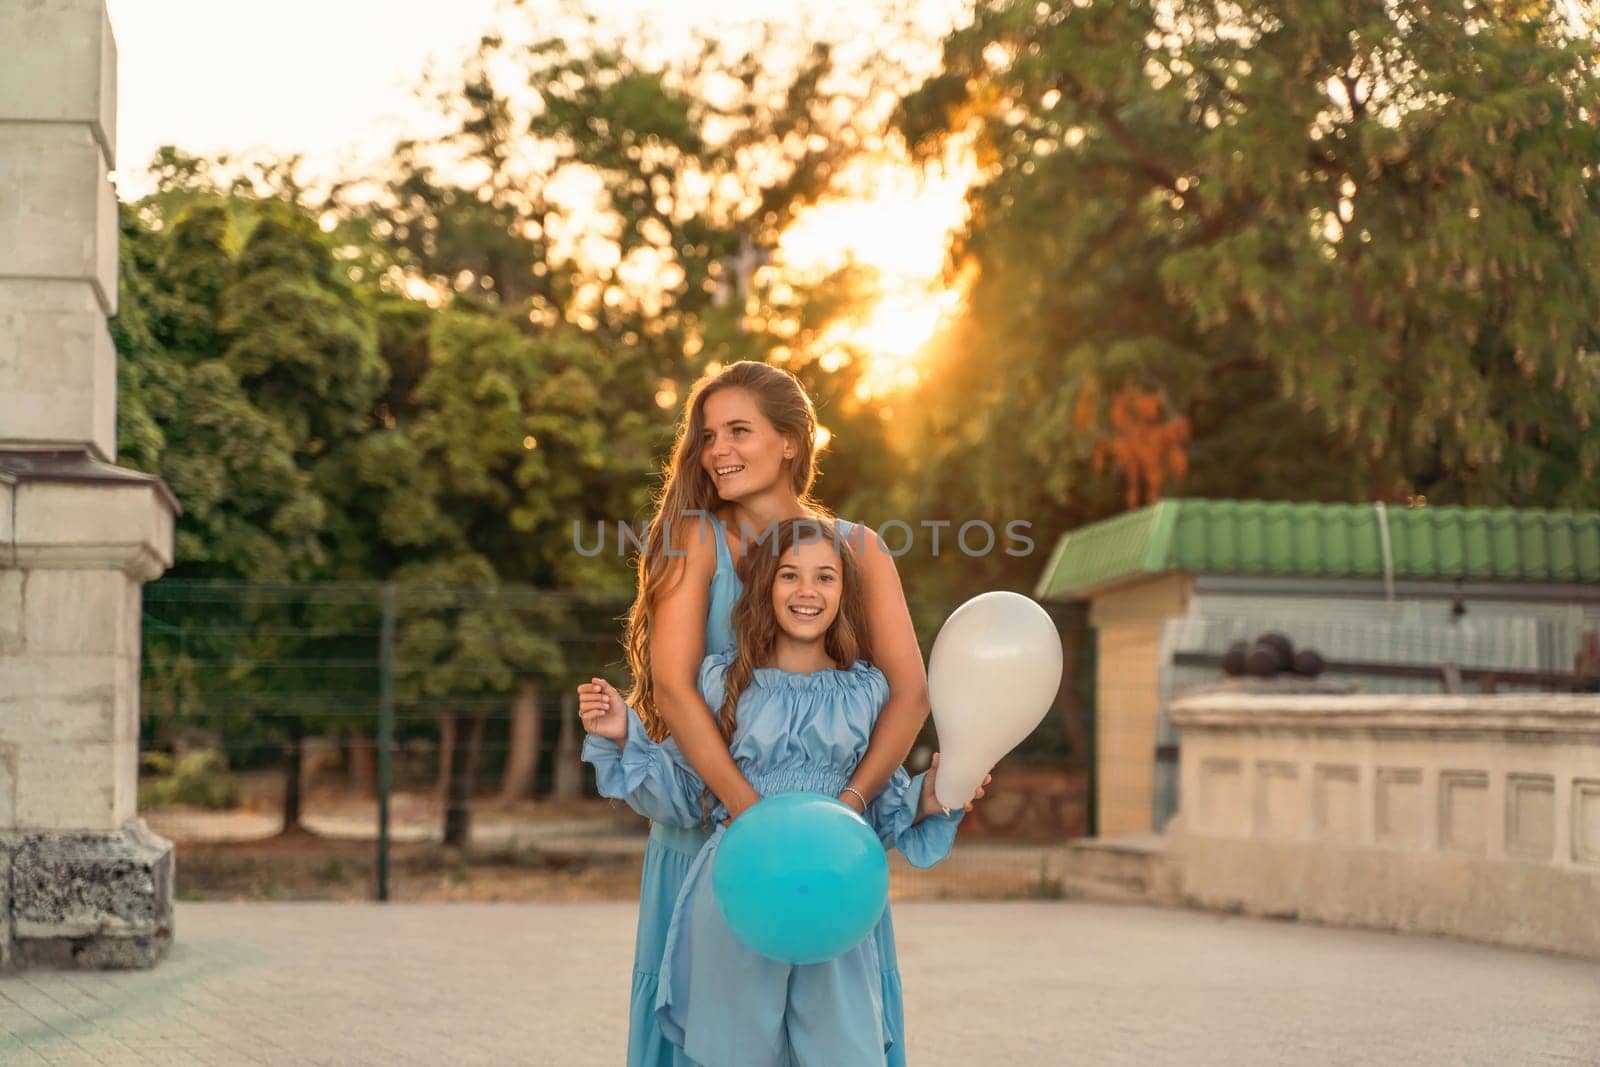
[138, 579, 1094, 903]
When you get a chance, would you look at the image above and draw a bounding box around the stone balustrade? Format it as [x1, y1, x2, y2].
[1168, 692, 1600, 957]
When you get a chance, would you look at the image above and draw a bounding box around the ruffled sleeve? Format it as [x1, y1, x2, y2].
[698, 651, 733, 711]
[581, 652, 738, 828]
[581, 703, 706, 829]
[865, 768, 963, 869]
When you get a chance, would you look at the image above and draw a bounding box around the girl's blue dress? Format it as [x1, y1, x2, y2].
[656, 653, 960, 1066]
[583, 515, 949, 1066]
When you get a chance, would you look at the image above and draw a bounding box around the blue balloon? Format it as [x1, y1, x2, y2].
[712, 792, 889, 965]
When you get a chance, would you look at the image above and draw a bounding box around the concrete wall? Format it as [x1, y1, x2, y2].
[1169, 692, 1600, 957]
[1089, 574, 1190, 835]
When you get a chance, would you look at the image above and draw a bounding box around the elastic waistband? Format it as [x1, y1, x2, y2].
[649, 820, 710, 858]
[746, 763, 851, 799]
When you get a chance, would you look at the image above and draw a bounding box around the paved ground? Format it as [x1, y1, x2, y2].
[1, 901, 1596, 1065]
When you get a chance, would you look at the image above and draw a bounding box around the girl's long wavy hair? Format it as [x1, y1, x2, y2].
[713, 517, 874, 745]
[623, 361, 828, 741]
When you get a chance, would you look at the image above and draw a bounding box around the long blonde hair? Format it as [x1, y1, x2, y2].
[713, 517, 874, 745]
[623, 361, 827, 741]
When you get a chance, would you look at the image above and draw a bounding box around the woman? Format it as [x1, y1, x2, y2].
[579, 361, 932, 1066]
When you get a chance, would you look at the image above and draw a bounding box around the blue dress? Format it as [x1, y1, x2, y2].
[583, 514, 938, 1066]
[652, 653, 960, 1066]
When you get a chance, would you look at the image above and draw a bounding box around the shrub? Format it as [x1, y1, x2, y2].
[139, 749, 239, 810]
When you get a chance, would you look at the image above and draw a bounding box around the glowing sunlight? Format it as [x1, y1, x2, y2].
[778, 140, 979, 401]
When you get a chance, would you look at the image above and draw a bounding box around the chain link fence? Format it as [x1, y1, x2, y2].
[139, 580, 1094, 903]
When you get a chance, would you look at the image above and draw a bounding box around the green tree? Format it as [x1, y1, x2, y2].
[117, 175, 398, 833]
[335, 10, 915, 453]
[389, 556, 560, 846]
[215, 201, 391, 830]
[897, 0, 1600, 570]
[222, 203, 387, 473]
[116, 201, 325, 581]
[117, 10, 966, 831]
[397, 306, 659, 829]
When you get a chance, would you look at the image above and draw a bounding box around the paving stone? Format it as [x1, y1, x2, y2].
[0, 901, 1593, 1064]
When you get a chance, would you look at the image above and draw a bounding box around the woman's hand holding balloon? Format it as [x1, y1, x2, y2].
[918, 752, 989, 822]
[577, 677, 627, 742]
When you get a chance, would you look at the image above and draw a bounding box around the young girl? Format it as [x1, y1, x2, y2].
[583, 518, 984, 1066]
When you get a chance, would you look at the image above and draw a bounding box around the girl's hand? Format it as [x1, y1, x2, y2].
[918, 752, 990, 820]
[577, 677, 627, 743]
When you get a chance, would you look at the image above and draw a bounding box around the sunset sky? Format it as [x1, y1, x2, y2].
[103, 0, 976, 396]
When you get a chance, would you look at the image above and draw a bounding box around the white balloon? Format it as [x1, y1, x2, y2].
[927, 591, 1063, 811]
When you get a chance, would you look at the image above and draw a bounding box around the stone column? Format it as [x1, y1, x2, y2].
[0, 0, 178, 969]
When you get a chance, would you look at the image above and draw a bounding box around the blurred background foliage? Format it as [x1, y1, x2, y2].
[118, 0, 1600, 797]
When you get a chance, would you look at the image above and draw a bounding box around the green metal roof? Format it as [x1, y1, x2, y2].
[1033, 500, 1600, 601]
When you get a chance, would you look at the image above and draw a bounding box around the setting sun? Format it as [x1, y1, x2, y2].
[777, 141, 979, 400]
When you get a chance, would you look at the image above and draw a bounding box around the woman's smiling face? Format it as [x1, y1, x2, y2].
[700, 387, 793, 502]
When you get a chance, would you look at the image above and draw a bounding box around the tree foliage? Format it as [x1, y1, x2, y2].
[898, 0, 1600, 567]
[116, 10, 924, 812]
[115, 3, 1600, 797]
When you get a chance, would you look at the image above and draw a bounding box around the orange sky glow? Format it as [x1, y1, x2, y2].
[778, 140, 980, 400]
[104, 0, 978, 401]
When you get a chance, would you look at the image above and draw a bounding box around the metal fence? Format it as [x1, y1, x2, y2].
[139, 580, 1093, 903]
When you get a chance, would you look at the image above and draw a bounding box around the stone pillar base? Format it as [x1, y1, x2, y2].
[2, 818, 174, 970]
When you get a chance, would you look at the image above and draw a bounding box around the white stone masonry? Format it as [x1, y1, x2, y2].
[1169, 692, 1600, 957]
[0, 1, 177, 970]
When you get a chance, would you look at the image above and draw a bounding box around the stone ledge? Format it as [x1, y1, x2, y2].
[1171, 692, 1600, 736]
[0, 449, 178, 511]
[3, 818, 174, 970]
[1171, 690, 1600, 957]
[0, 450, 178, 578]
[1062, 834, 1183, 905]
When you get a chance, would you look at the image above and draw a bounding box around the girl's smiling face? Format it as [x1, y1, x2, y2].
[769, 537, 842, 642]
[700, 387, 793, 501]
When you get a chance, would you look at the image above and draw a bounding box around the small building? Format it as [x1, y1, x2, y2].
[1034, 500, 1600, 837]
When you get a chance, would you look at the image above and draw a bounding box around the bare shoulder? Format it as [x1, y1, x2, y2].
[842, 522, 903, 583]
